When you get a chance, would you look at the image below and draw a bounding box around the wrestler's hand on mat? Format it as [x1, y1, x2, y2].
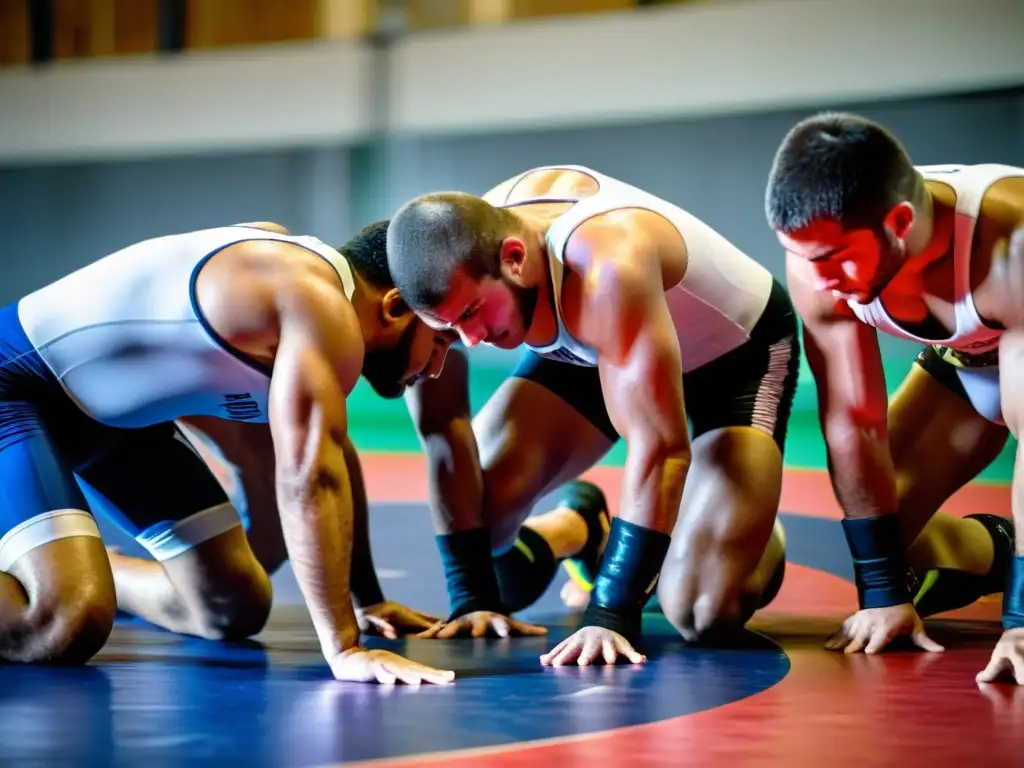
[539, 626, 645, 667]
[328, 647, 455, 685]
[416, 611, 547, 639]
[976, 629, 1024, 685]
[825, 604, 944, 654]
[357, 601, 441, 639]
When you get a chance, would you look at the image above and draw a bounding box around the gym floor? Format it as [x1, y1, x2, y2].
[3, 421, 1023, 767]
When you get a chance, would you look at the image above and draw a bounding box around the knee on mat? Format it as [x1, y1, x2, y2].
[190, 568, 273, 642]
[659, 556, 786, 643]
[658, 586, 746, 643]
[19, 581, 116, 665]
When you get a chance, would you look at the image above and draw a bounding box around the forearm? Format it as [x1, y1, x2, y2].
[580, 442, 686, 642]
[618, 441, 691, 535]
[1000, 324, 1024, 628]
[278, 462, 360, 657]
[421, 417, 486, 535]
[823, 421, 911, 607]
[422, 421, 505, 616]
[805, 317, 895, 520]
[408, 347, 485, 535]
[1004, 437, 1024, 629]
[407, 351, 502, 617]
[823, 420, 898, 520]
[342, 438, 385, 608]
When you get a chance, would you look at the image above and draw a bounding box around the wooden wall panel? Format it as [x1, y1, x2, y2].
[408, 0, 637, 29]
[184, 0, 318, 49]
[316, 0, 376, 39]
[113, 0, 160, 56]
[51, 0, 158, 60]
[0, 0, 30, 66]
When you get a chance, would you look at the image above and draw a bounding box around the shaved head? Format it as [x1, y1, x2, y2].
[386, 192, 519, 311]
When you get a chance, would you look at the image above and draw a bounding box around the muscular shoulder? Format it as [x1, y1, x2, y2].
[560, 211, 684, 359]
[564, 208, 686, 291]
[989, 224, 1024, 329]
[482, 167, 600, 206]
[211, 238, 341, 292]
[972, 177, 1024, 328]
[199, 240, 363, 390]
[278, 264, 365, 395]
[980, 177, 1024, 227]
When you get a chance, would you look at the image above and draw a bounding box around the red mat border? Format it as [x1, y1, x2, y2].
[359, 454, 1011, 521]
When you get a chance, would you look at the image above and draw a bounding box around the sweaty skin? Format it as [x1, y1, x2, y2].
[415, 169, 694, 663]
[978, 225, 1024, 684]
[782, 175, 1024, 662]
[125, 231, 454, 685]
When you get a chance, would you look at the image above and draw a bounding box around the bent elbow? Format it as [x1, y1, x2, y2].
[632, 431, 692, 476]
[660, 434, 692, 470]
[823, 414, 884, 450]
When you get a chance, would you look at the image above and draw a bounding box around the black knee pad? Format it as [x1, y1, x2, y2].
[493, 526, 559, 613]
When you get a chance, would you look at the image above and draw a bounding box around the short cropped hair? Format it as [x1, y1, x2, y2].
[765, 112, 921, 234]
[337, 220, 392, 289]
[386, 193, 518, 311]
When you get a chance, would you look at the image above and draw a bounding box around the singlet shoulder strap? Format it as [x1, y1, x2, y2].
[288, 235, 357, 301]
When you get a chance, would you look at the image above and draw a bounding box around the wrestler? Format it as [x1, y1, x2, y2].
[765, 112, 1020, 674]
[0, 219, 454, 685]
[387, 165, 796, 665]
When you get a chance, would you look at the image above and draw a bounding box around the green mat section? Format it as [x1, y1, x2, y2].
[347, 351, 1016, 484]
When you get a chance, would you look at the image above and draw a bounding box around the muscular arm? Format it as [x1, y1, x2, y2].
[540, 220, 688, 647]
[787, 256, 919, 615]
[404, 346, 484, 535]
[594, 257, 690, 536]
[560, 213, 691, 536]
[994, 225, 1024, 555]
[976, 229, 1024, 681]
[404, 347, 509, 619]
[787, 256, 896, 521]
[268, 275, 364, 659]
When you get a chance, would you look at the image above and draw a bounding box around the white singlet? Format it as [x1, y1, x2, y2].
[847, 163, 1024, 425]
[847, 163, 1024, 356]
[16, 225, 355, 429]
[500, 165, 776, 372]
